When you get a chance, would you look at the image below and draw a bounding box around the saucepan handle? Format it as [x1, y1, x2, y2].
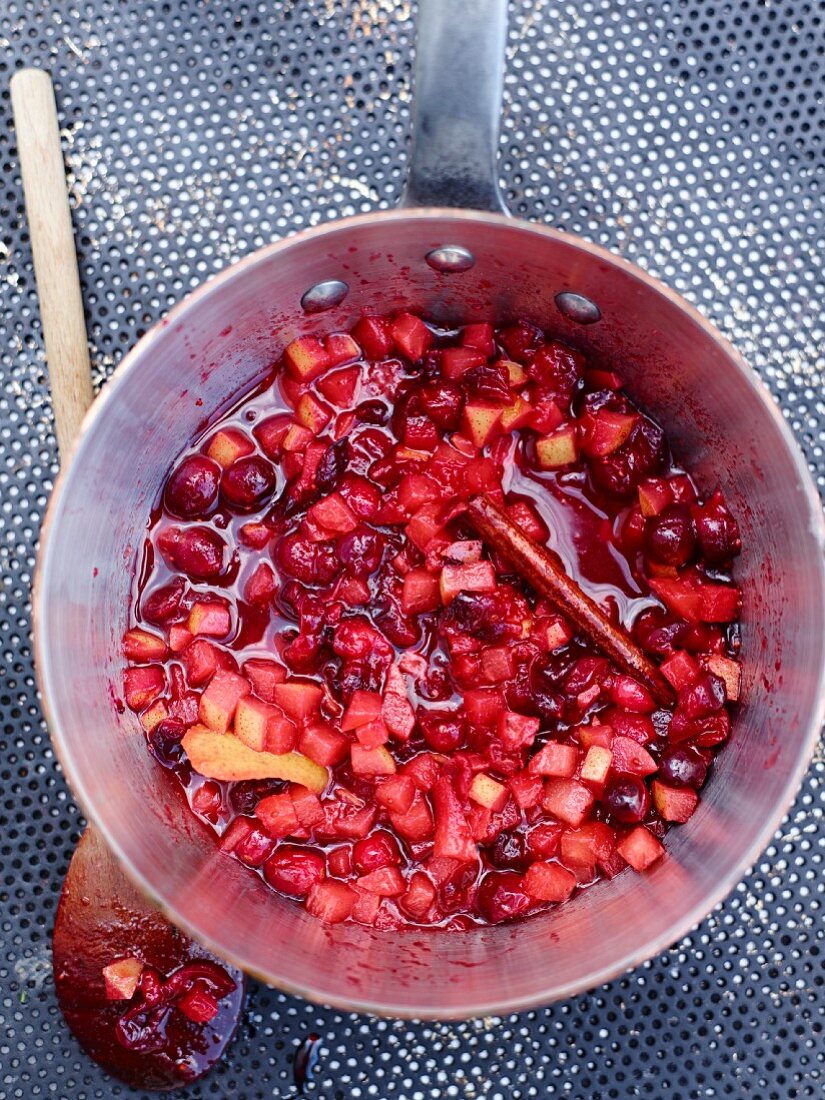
[401, 0, 510, 214]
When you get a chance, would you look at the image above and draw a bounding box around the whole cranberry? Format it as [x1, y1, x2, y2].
[147, 718, 186, 768]
[633, 608, 688, 657]
[276, 536, 314, 583]
[417, 381, 463, 429]
[263, 846, 325, 898]
[692, 489, 742, 562]
[603, 775, 650, 823]
[643, 503, 697, 567]
[487, 831, 531, 872]
[678, 672, 726, 718]
[339, 473, 382, 519]
[141, 576, 187, 624]
[333, 616, 386, 660]
[221, 455, 277, 508]
[163, 455, 221, 517]
[157, 525, 227, 580]
[282, 632, 322, 674]
[338, 526, 385, 576]
[476, 870, 534, 924]
[658, 746, 709, 789]
[353, 832, 402, 873]
[419, 709, 464, 753]
[609, 674, 655, 714]
[276, 535, 340, 585]
[367, 455, 400, 488]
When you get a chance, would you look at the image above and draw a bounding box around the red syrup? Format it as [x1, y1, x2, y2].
[122, 314, 742, 928]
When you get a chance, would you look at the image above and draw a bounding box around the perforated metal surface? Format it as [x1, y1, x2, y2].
[0, 1, 823, 1096]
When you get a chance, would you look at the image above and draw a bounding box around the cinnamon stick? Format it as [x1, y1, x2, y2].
[467, 494, 674, 707]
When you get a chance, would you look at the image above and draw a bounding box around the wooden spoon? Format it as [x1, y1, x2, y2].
[11, 68, 246, 1089]
[52, 828, 246, 1090]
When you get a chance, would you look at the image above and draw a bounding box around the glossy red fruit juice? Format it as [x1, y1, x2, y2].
[122, 312, 742, 928]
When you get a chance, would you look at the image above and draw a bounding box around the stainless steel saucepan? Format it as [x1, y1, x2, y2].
[35, 0, 825, 1017]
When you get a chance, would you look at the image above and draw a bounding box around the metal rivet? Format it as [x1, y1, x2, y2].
[425, 246, 476, 274]
[300, 279, 349, 313]
[555, 291, 601, 324]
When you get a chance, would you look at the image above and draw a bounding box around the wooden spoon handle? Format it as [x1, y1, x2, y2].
[10, 68, 95, 456]
[467, 493, 675, 707]
[12, 70, 248, 1089]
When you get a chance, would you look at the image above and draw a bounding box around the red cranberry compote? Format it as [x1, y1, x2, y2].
[123, 313, 743, 929]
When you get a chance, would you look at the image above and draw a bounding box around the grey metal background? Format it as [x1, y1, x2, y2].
[0, 0, 823, 1096]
